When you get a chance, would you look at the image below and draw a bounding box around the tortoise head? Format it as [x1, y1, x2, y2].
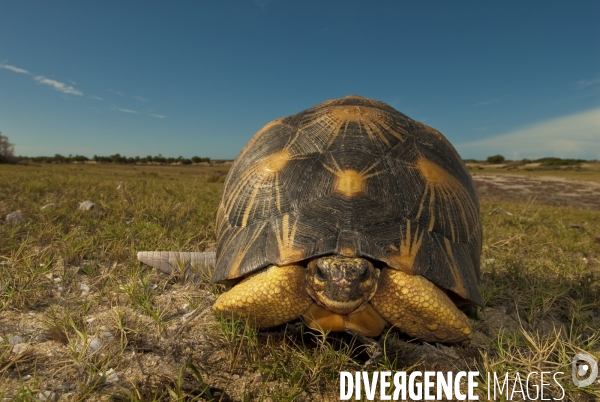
[305, 256, 380, 315]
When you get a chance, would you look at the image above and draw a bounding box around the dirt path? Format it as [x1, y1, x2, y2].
[472, 174, 600, 209]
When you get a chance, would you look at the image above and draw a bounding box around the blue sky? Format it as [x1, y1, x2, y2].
[1, 1, 599, 160]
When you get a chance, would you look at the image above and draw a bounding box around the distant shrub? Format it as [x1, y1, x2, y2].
[486, 154, 505, 164]
[18, 152, 212, 165]
[534, 157, 586, 167]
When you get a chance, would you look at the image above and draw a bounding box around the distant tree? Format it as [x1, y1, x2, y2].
[0, 132, 16, 163]
[72, 154, 89, 163]
[54, 154, 66, 163]
[486, 154, 505, 164]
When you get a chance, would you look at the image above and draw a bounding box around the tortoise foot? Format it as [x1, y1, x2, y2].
[371, 268, 472, 342]
[213, 264, 312, 328]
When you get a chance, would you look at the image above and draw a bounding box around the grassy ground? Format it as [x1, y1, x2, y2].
[0, 163, 599, 401]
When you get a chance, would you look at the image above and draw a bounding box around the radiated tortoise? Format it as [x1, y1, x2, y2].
[139, 95, 482, 343]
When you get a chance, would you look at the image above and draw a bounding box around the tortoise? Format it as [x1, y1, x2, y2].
[139, 95, 482, 343]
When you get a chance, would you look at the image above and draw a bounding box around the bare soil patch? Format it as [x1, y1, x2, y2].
[473, 174, 600, 209]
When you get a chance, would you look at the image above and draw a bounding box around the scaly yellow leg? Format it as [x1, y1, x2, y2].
[213, 264, 312, 328]
[371, 268, 472, 342]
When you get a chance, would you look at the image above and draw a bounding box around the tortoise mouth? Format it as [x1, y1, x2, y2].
[305, 256, 380, 315]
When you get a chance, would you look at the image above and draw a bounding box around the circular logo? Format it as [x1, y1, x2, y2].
[572, 353, 598, 387]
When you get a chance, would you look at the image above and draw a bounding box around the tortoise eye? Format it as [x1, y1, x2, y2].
[359, 267, 371, 281]
[314, 266, 326, 281]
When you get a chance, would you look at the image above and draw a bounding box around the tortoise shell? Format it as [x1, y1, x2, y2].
[213, 96, 482, 305]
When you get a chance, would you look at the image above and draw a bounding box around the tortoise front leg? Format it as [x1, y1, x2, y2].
[370, 268, 472, 342]
[213, 264, 312, 328]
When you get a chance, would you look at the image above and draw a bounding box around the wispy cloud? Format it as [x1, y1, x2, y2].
[149, 114, 166, 118]
[0, 63, 29, 74]
[133, 95, 148, 102]
[109, 89, 124, 96]
[34, 75, 83, 95]
[577, 78, 600, 89]
[457, 107, 600, 160]
[88, 95, 103, 101]
[113, 106, 138, 114]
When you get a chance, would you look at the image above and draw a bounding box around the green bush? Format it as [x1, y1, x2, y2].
[486, 154, 505, 164]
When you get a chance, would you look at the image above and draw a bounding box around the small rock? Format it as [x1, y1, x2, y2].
[6, 210, 23, 224]
[80, 283, 90, 296]
[8, 335, 22, 345]
[79, 200, 97, 211]
[102, 332, 114, 342]
[36, 391, 55, 401]
[89, 338, 102, 351]
[86, 317, 96, 323]
[22, 375, 32, 381]
[103, 368, 119, 383]
[41, 203, 57, 210]
[12, 343, 28, 354]
[53, 277, 62, 283]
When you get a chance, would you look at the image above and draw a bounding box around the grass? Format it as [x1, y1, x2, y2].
[0, 163, 599, 401]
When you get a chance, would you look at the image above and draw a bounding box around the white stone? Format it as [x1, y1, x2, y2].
[8, 335, 22, 345]
[12, 343, 28, 354]
[36, 391, 55, 401]
[89, 338, 102, 351]
[103, 368, 119, 383]
[6, 210, 23, 224]
[79, 200, 97, 211]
